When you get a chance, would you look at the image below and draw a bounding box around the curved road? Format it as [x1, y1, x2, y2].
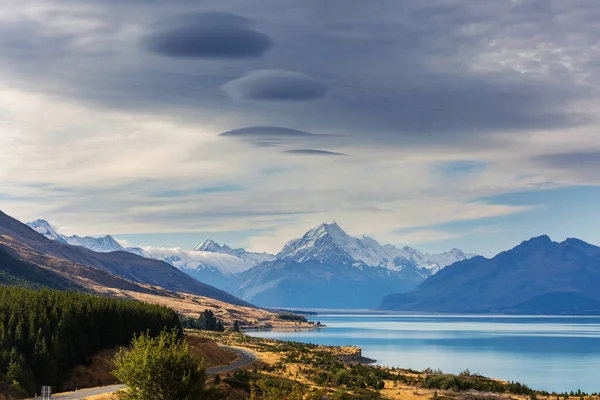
[207, 345, 257, 374]
[48, 346, 256, 399]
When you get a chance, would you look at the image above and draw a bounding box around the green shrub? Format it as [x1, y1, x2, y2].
[113, 330, 206, 400]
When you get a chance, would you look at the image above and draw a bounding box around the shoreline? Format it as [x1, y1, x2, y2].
[203, 331, 600, 398]
[243, 323, 326, 332]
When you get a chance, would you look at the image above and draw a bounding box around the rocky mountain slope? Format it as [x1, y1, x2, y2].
[380, 235, 600, 314]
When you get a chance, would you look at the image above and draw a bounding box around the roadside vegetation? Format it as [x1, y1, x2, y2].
[112, 330, 227, 400]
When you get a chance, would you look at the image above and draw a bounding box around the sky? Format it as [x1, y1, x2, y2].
[1, 0, 600, 257]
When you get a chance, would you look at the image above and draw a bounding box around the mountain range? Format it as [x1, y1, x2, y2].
[28, 219, 474, 308]
[9, 211, 600, 314]
[232, 222, 474, 308]
[380, 235, 600, 314]
[0, 211, 249, 306]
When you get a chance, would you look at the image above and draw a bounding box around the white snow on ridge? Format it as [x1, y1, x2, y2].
[191, 239, 275, 266]
[28, 219, 67, 243]
[27, 219, 123, 252]
[136, 246, 254, 275]
[67, 235, 124, 253]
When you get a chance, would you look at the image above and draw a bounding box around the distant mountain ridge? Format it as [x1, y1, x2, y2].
[380, 235, 600, 314]
[28, 219, 125, 252]
[192, 239, 275, 266]
[27, 219, 474, 308]
[232, 222, 475, 308]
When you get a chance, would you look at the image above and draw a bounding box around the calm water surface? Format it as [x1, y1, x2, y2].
[246, 314, 600, 393]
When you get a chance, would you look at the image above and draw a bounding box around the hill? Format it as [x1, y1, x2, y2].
[380, 235, 600, 314]
[0, 247, 79, 290]
[0, 210, 249, 306]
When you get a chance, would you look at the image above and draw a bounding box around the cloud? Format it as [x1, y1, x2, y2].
[220, 126, 320, 138]
[221, 69, 327, 101]
[140, 12, 271, 59]
[284, 149, 346, 156]
[219, 126, 334, 148]
[533, 151, 600, 169]
[435, 160, 490, 176]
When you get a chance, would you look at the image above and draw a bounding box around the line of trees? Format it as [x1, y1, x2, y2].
[180, 309, 225, 332]
[0, 285, 181, 396]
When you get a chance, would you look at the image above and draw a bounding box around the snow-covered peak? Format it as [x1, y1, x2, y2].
[27, 219, 67, 243]
[307, 222, 349, 243]
[27, 219, 124, 252]
[277, 222, 475, 274]
[192, 239, 275, 266]
[192, 239, 223, 253]
[67, 234, 125, 253]
[136, 246, 252, 275]
[278, 222, 384, 265]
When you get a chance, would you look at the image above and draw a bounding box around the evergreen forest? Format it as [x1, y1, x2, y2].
[0, 285, 181, 396]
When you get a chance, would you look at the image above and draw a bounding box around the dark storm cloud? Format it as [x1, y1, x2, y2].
[221, 70, 327, 101]
[284, 149, 346, 156]
[140, 12, 272, 58]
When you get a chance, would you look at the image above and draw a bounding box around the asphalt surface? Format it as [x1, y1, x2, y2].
[48, 384, 125, 399]
[207, 345, 258, 374]
[44, 346, 256, 399]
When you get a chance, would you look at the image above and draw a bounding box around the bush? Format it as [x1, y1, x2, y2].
[113, 330, 206, 400]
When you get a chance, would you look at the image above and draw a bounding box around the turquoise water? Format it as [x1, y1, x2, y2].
[246, 313, 600, 393]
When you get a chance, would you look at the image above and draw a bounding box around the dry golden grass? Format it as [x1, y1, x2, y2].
[82, 394, 116, 400]
[95, 286, 316, 328]
[186, 334, 239, 368]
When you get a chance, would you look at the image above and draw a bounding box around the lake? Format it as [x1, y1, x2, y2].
[246, 313, 600, 393]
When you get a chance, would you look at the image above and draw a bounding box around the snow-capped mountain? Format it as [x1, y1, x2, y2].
[192, 239, 275, 267]
[27, 220, 124, 252]
[28, 219, 68, 243]
[277, 222, 472, 275]
[28, 217, 475, 308]
[130, 245, 261, 291]
[27, 218, 271, 291]
[65, 235, 125, 253]
[232, 222, 475, 308]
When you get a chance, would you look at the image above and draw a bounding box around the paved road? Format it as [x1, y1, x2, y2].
[49, 384, 125, 399]
[207, 345, 257, 374]
[45, 346, 256, 399]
